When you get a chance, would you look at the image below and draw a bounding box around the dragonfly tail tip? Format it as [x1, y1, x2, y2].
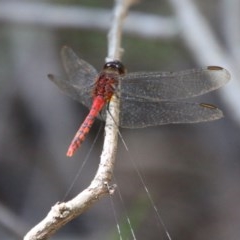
[66, 149, 74, 157]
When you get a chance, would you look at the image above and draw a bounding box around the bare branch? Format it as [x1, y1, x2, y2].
[23, 0, 133, 239]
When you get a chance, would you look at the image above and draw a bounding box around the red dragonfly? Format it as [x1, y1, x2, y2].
[48, 46, 230, 157]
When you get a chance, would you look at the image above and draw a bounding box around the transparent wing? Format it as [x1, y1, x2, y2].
[119, 99, 223, 128]
[120, 66, 230, 101]
[48, 74, 93, 109]
[61, 46, 98, 87]
[48, 46, 98, 109]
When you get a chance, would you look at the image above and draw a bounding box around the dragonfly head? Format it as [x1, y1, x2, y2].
[103, 60, 125, 75]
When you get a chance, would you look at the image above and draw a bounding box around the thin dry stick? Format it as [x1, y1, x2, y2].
[24, 0, 134, 239]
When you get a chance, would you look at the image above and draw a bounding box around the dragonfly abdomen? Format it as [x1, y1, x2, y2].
[67, 96, 105, 157]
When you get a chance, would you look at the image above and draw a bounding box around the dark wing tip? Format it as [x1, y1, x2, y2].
[207, 66, 231, 83]
[200, 103, 218, 109]
[47, 74, 54, 81]
[200, 102, 224, 120]
[207, 66, 223, 70]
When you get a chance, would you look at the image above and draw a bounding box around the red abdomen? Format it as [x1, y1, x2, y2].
[67, 96, 106, 157]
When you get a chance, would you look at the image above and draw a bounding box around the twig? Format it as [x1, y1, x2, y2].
[23, 0, 133, 239]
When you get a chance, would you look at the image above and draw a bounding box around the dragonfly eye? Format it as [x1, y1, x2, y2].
[104, 60, 125, 75]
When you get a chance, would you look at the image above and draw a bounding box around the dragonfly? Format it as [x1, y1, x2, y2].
[48, 46, 230, 157]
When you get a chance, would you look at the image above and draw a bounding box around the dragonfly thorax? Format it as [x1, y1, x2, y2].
[92, 61, 125, 102]
[92, 73, 118, 102]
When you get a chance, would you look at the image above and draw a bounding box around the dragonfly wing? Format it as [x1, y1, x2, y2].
[48, 74, 93, 109]
[48, 46, 98, 109]
[120, 66, 230, 101]
[119, 99, 224, 128]
[61, 46, 98, 87]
